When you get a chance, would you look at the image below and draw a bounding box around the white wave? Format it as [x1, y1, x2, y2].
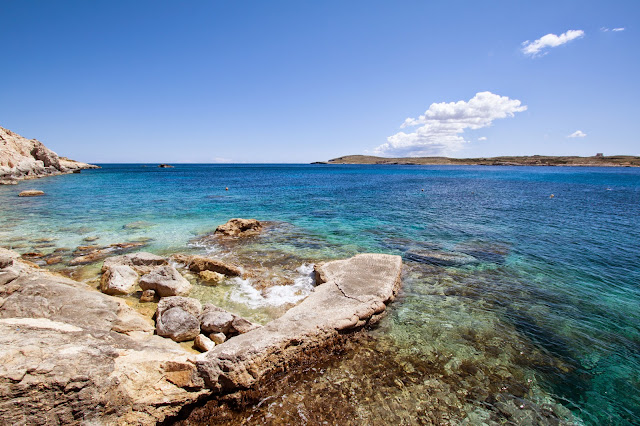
[229, 263, 315, 308]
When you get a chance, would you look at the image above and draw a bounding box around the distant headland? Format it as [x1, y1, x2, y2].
[313, 154, 640, 167]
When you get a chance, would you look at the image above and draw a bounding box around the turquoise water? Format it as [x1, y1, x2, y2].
[1, 164, 639, 424]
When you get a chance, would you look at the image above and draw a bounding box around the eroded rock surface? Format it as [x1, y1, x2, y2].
[156, 297, 202, 342]
[100, 264, 138, 295]
[405, 249, 479, 266]
[196, 253, 402, 393]
[0, 248, 209, 424]
[214, 218, 262, 237]
[139, 265, 192, 297]
[0, 126, 98, 184]
[174, 254, 242, 277]
[102, 251, 168, 275]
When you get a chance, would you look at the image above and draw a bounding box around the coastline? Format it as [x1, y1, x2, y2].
[315, 154, 640, 167]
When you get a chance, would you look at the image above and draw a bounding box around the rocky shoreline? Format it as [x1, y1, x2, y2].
[0, 219, 403, 424]
[0, 126, 98, 185]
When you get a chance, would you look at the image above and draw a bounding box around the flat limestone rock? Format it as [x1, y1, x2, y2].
[102, 251, 168, 275]
[18, 190, 45, 197]
[0, 251, 209, 424]
[196, 253, 402, 393]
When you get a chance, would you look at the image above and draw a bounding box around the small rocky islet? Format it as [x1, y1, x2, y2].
[0, 218, 405, 424]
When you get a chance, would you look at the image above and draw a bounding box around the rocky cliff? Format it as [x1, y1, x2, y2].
[0, 126, 98, 184]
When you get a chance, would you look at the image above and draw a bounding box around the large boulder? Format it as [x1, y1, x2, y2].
[139, 265, 192, 297]
[102, 252, 168, 275]
[156, 297, 202, 342]
[196, 253, 402, 393]
[214, 218, 262, 237]
[100, 265, 138, 295]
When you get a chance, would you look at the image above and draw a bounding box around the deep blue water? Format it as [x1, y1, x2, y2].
[1, 164, 639, 424]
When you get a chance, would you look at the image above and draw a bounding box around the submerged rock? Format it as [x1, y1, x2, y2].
[100, 265, 138, 295]
[214, 218, 262, 237]
[156, 296, 202, 342]
[139, 265, 192, 297]
[404, 249, 479, 267]
[199, 270, 225, 284]
[196, 253, 402, 393]
[140, 289, 157, 303]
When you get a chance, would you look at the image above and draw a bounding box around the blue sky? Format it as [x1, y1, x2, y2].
[1, 0, 638, 162]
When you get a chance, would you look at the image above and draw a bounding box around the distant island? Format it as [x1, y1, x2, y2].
[315, 154, 640, 167]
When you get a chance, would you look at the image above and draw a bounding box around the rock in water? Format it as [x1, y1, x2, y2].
[183, 255, 242, 276]
[196, 253, 402, 392]
[102, 251, 168, 275]
[0, 126, 98, 184]
[200, 305, 235, 334]
[140, 289, 156, 302]
[199, 270, 225, 284]
[100, 265, 138, 295]
[18, 190, 45, 197]
[214, 218, 262, 237]
[139, 265, 192, 297]
[156, 296, 202, 342]
[404, 249, 479, 266]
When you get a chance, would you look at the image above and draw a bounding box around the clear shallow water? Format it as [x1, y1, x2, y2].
[1, 164, 639, 424]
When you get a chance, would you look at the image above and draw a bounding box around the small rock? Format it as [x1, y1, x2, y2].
[18, 190, 45, 197]
[68, 249, 109, 265]
[158, 164, 174, 168]
[140, 289, 156, 303]
[194, 334, 215, 352]
[214, 218, 262, 237]
[199, 270, 225, 284]
[156, 296, 202, 342]
[123, 221, 154, 230]
[45, 256, 63, 265]
[100, 265, 138, 295]
[139, 265, 192, 297]
[83, 236, 100, 242]
[209, 332, 226, 345]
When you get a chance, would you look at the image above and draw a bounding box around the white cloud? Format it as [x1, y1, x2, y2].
[612, 27, 625, 32]
[478, 137, 487, 141]
[374, 92, 527, 157]
[601, 27, 610, 32]
[522, 30, 585, 57]
[568, 130, 587, 138]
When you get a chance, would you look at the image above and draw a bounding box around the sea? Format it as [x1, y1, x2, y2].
[0, 164, 638, 425]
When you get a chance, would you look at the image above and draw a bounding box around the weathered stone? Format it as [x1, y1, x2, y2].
[0, 267, 20, 286]
[18, 190, 45, 197]
[197, 253, 402, 393]
[0, 252, 15, 269]
[68, 249, 110, 265]
[140, 289, 156, 303]
[0, 251, 210, 423]
[45, 255, 63, 265]
[140, 265, 192, 297]
[102, 251, 168, 275]
[195, 334, 216, 352]
[214, 218, 262, 237]
[404, 249, 479, 266]
[100, 265, 138, 295]
[83, 236, 100, 242]
[200, 305, 235, 334]
[185, 255, 242, 276]
[209, 332, 226, 345]
[199, 270, 225, 284]
[231, 316, 261, 334]
[156, 297, 202, 342]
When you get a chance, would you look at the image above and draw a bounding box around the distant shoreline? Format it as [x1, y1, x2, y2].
[315, 154, 640, 167]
